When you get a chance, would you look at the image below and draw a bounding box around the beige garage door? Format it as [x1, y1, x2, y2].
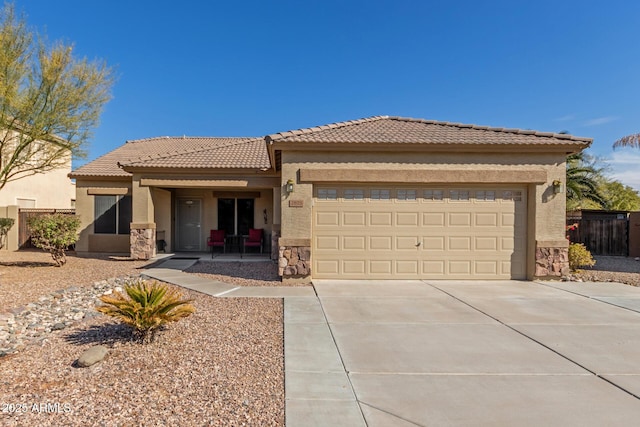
[313, 186, 527, 280]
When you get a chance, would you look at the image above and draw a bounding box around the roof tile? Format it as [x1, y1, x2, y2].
[266, 116, 592, 146]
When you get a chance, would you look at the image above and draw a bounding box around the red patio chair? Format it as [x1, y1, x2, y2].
[243, 228, 263, 256]
[207, 229, 226, 257]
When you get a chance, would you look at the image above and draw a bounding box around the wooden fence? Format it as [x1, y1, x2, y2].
[18, 208, 76, 249]
[567, 213, 629, 256]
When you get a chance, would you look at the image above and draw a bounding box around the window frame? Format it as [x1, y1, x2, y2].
[94, 194, 132, 235]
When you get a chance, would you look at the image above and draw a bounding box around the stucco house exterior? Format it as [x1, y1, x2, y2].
[0, 156, 75, 209]
[69, 115, 591, 283]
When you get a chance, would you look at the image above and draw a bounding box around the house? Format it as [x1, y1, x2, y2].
[0, 145, 76, 251]
[69, 115, 591, 282]
[0, 155, 75, 209]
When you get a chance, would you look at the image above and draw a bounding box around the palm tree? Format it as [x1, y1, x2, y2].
[566, 152, 607, 210]
[613, 134, 640, 149]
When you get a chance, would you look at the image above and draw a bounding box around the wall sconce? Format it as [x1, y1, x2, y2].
[286, 179, 295, 194]
[552, 180, 564, 194]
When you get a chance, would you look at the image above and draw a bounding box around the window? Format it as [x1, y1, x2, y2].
[218, 198, 254, 236]
[476, 190, 495, 201]
[94, 195, 131, 234]
[502, 190, 523, 202]
[450, 190, 469, 201]
[424, 190, 444, 201]
[317, 188, 337, 200]
[397, 189, 417, 200]
[370, 189, 390, 200]
[344, 189, 364, 200]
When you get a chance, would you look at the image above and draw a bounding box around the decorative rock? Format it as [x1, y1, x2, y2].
[77, 345, 109, 367]
[52, 322, 66, 331]
[279, 245, 312, 277]
[0, 275, 139, 358]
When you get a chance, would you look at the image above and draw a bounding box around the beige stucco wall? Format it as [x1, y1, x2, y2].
[0, 166, 75, 208]
[153, 188, 172, 252]
[279, 150, 568, 278]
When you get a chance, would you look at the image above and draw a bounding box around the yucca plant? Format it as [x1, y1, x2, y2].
[97, 279, 195, 343]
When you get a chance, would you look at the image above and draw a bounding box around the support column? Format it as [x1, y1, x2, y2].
[130, 174, 156, 260]
[130, 223, 156, 260]
[534, 240, 569, 278]
[278, 238, 311, 284]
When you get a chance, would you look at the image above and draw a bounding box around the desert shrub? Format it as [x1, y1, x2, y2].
[28, 213, 81, 266]
[568, 243, 596, 271]
[97, 279, 195, 343]
[0, 217, 14, 249]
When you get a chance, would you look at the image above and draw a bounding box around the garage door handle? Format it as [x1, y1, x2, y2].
[416, 242, 421, 247]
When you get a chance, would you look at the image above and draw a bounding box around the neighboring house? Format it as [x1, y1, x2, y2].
[70, 115, 591, 282]
[0, 155, 75, 209]
[0, 147, 75, 251]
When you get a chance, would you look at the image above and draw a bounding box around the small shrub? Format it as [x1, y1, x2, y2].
[97, 279, 195, 343]
[28, 214, 80, 266]
[568, 243, 596, 271]
[0, 217, 14, 249]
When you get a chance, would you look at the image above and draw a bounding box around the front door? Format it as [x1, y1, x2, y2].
[177, 199, 202, 251]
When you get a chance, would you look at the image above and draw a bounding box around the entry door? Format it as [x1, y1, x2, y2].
[177, 199, 202, 251]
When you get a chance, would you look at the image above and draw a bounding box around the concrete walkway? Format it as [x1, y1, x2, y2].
[142, 258, 640, 426]
[141, 258, 315, 298]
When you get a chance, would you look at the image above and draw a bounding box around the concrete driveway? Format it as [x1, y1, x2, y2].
[285, 280, 640, 426]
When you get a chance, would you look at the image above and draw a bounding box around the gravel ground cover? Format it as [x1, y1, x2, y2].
[186, 260, 309, 287]
[0, 250, 152, 310]
[0, 251, 285, 426]
[573, 256, 640, 287]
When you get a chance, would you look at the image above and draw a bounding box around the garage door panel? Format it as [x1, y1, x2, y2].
[317, 212, 339, 226]
[396, 212, 419, 226]
[313, 186, 527, 280]
[370, 236, 392, 250]
[449, 237, 471, 250]
[343, 260, 366, 274]
[396, 260, 419, 274]
[370, 260, 392, 274]
[475, 213, 498, 227]
[343, 236, 366, 250]
[423, 260, 445, 274]
[316, 260, 339, 275]
[316, 235, 339, 250]
[449, 261, 471, 275]
[449, 212, 471, 226]
[397, 236, 419, 250]
[370, 212, 392, 226]
[423, 236, 445, 250]
[475, 237, 497, 251]
[423, 212, 445, 226]
[502, 213, 515, 226]
[475, 261, 498, 275]
[343, 212, 366, 226]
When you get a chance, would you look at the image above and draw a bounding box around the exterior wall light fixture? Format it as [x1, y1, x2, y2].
[552, 180, 564, 194]
[286, 179, 295, 194]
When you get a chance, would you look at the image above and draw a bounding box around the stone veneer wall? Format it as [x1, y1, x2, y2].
[535, 245, 569, 278]
[278, 246, 311, 277]
[131, 228, 156, 260]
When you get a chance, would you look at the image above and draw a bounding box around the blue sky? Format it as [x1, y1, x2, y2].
[17, 0, 640, 190]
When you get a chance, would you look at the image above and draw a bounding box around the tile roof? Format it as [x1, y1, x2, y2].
[70, 137, 269, 177]
[71, 115, 592, 178]
[266, 115, 593, 147]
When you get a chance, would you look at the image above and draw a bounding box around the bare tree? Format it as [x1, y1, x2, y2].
[0, 3, 114, 190]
